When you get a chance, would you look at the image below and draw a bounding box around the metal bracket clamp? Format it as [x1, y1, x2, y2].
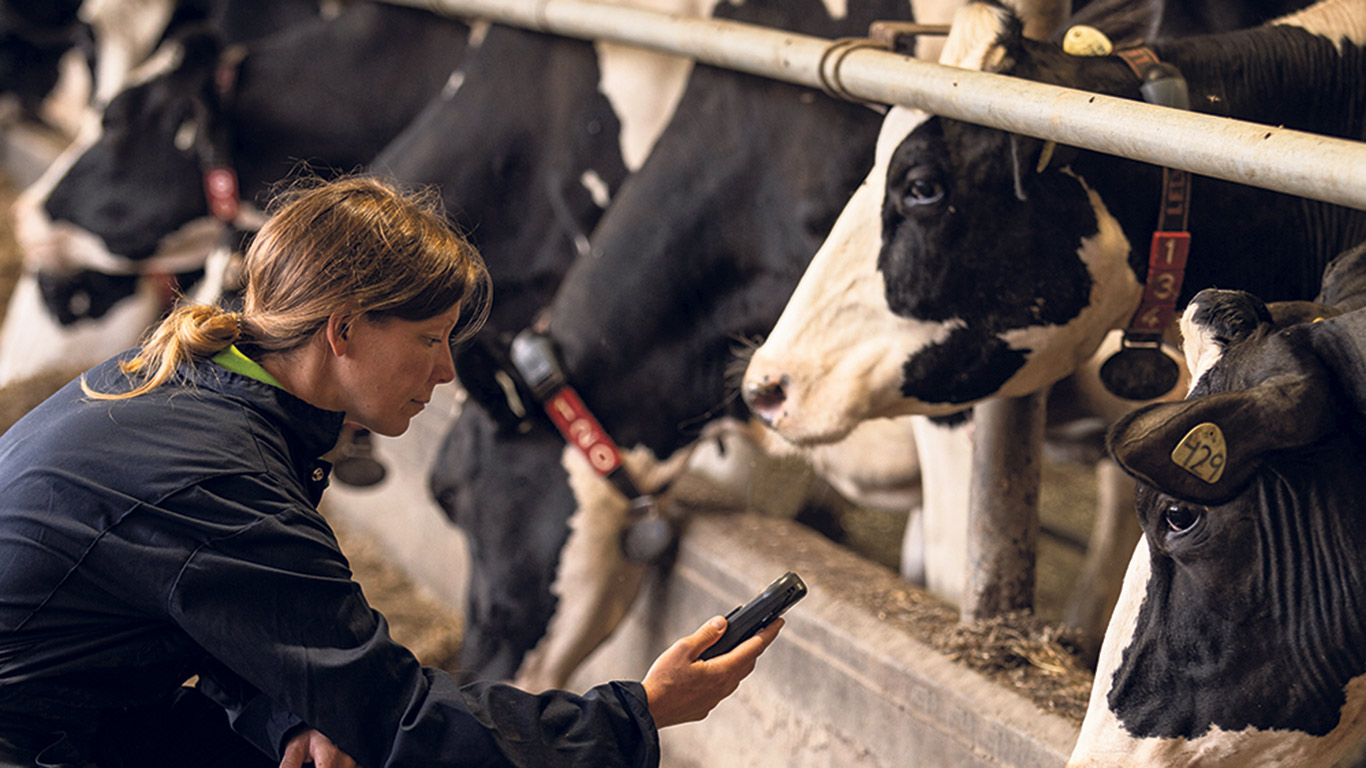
[816, 36, 886, 104]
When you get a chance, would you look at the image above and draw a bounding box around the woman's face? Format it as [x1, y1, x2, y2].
[334, 304, 461, 436]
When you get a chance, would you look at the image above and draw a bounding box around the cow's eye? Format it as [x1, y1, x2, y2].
[1164, 503, 1202, 534]
[903, 178, 945, 207]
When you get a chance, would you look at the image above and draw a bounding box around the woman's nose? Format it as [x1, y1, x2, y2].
[433, 344, 456, 384]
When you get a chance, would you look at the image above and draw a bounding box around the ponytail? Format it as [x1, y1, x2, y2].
[81, 304, 242, 400]
[81, 172, 488, 401]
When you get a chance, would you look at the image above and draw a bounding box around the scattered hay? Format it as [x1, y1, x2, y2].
[714, 512, 1096, 725]
[858, 582, 1093, 723]
[938, 611, 1093, 722]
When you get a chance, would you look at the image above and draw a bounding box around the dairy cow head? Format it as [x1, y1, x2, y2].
[742, 0, 1147, 445]
[1070, 245, 1366, 767]
[13, 30, 234, 326]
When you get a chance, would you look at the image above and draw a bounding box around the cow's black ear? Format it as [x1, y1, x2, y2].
[1309, 307, 1366, 432]
[1265, 299, 1340, 329]
[1107, 373, 1334, 504]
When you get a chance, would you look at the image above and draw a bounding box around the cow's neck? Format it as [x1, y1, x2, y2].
[1155, 26, 1366, 139]
[1069, 27, 1366, 306]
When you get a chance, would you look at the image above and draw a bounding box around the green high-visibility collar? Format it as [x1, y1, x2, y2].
[212, 345, 284, 389]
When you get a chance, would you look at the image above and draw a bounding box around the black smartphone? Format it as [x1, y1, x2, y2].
[699, 571, 807, 660]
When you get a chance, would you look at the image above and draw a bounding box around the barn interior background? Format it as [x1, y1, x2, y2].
[2, 0, 1366, 766]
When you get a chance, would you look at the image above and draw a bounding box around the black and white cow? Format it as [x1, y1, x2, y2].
[741, 0, 1366, 624]
[429, 0, 933, 690]
[366, 2, 706, 686]
[1070, 243, 1366, 767]
[0, 1, 469, 385]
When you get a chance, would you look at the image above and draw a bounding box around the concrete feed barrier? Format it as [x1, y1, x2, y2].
[569, 511, 1079, 767]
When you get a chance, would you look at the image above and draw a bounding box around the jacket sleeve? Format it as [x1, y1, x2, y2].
[193, 657, 307, 761]
[163, 473, 659, 768]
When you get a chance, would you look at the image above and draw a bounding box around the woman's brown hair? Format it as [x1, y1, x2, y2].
[84, 174, 491, 399]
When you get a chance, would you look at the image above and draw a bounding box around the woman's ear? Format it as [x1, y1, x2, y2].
[325, 313, 354, 356]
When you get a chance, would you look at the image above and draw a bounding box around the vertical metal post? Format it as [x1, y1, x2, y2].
[962, 391, 1045, 621]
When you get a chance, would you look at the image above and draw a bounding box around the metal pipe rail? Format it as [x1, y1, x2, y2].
[388, 0, 1366, 211]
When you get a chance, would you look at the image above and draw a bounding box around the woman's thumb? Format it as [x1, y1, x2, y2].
[687, 615, 728, 659]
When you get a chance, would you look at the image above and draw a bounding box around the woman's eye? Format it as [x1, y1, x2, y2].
[902, 177, 945, 207]
[1164, 503, 1202, 534]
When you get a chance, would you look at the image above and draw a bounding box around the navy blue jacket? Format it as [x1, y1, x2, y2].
[0, 353, 659, 767]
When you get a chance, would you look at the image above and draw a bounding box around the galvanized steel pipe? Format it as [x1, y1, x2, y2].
[387, 0, 1366, 211]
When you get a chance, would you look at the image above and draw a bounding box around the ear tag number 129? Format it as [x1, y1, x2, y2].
[1171, 422, 1227, 485]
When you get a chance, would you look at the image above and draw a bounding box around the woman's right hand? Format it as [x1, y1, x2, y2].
[640, 615, 783, 728]
[279, 727, 358, 768]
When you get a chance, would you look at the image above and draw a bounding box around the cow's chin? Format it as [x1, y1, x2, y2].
[1067, 679, 1366, 768]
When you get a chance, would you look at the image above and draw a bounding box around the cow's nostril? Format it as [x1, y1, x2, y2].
[743, 376, 788, 424]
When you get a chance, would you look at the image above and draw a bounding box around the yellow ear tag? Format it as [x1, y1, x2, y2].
[1171, 422, 1227, 484]
[1063, 25, 1114, 57]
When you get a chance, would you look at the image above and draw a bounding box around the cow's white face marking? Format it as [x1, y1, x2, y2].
[936, 1, 1011, 70]
[742, 106, 955, 443]
[1071, 537, 1366, 766]
[1179, 300, 1226, 394]
[743, 123, 973, 443]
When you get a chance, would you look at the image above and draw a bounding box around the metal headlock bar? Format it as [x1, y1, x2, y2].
[386, 0, 1366, 212]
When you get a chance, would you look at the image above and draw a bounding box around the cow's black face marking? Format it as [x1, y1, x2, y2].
[1113, 469, 1366, 740]
[899, 324, 1026, 405]
[879, 118, 1098, 328]
[44, 47, 212, 262]
[429, 403, 574, 682]
[35, 270, 139, 325]
[874, 117, 1101, 405]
